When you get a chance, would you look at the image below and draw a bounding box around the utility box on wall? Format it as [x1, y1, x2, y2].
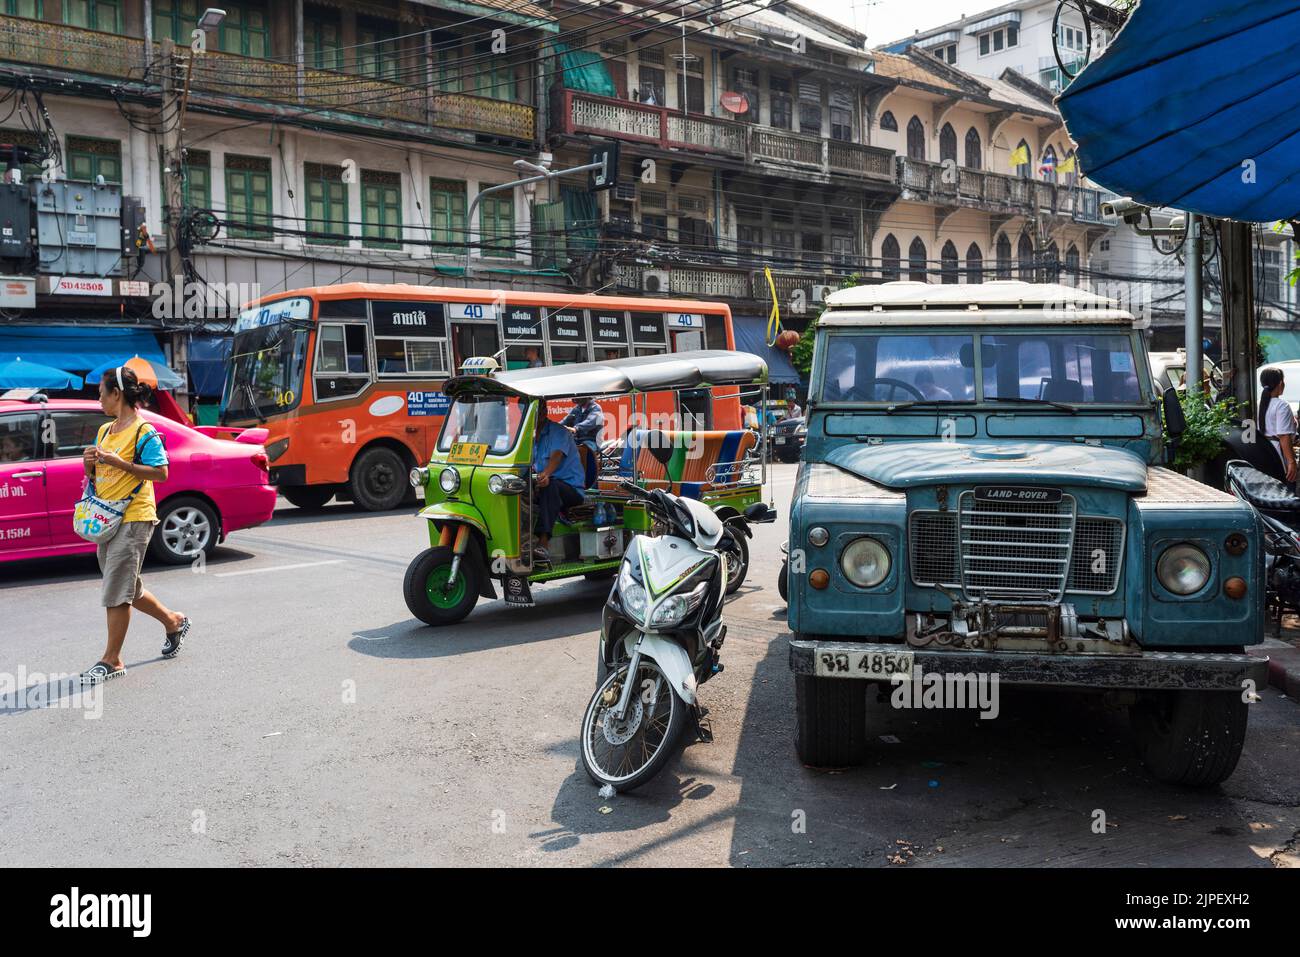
[34, 179, 123, 276]
[0, 181, 31, 259]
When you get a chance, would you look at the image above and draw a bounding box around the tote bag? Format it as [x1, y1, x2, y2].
[72, 424, 145, 545]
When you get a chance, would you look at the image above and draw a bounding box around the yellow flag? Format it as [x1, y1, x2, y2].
[764, 267, 781, 346]
[1057, 154, 1077, 175]
[1008, 145, 1030, 167]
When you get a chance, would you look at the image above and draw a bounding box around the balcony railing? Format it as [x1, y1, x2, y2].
[612, 259, 863, 306]
[898, 157, 1103, 224]
[556, 90, 894, 181]
[0, 15, 534, 142]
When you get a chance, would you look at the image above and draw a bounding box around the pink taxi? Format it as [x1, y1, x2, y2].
[0, 396, 277, 565]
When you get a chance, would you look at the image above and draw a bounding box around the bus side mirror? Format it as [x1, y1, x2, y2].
[1162, 387, 1186, 438]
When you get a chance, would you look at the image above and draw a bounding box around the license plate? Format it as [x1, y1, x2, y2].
[775, 437, 787, 445]
[447, 442, 488, 465]
[815, 648, 914, 679]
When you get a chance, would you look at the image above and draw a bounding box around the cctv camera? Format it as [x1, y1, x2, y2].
[1100, 196, 1150, 225]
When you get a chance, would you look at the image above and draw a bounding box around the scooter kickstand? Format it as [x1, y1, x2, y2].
[691, 705, 713, 744]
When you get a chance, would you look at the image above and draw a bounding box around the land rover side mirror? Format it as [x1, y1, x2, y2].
[1162, 387, 1187, 438]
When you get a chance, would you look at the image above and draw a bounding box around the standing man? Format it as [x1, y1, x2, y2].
[532, 414, 586, 561]
[562, 396, 605, 455]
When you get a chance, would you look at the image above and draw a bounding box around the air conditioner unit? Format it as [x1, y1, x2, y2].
[810, 284, 834, 303]
[643, 270, 670, 293]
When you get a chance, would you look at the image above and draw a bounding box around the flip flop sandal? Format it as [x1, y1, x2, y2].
[162, 616, 191, 659]
[80, 661, 126, 685]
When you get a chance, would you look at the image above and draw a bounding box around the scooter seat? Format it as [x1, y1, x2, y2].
[1226, 462, 1300, 511]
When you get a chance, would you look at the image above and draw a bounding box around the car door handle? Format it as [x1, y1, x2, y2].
[11, 471, 42, 479]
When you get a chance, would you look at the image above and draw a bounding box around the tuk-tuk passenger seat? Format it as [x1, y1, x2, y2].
[600, 428, 756, 499]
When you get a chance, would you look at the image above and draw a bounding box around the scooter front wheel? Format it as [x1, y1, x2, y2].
[581, 657, 689, 792]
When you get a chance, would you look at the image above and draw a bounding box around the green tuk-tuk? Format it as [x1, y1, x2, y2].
[403, 350, 772, 625]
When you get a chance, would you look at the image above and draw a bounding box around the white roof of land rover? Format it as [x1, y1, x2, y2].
[820, 281, 1135, 326]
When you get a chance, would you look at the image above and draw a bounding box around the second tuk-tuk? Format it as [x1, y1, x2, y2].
[403, 350, 772, 625]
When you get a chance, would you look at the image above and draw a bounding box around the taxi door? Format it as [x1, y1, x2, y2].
[0, 411, 49, 553]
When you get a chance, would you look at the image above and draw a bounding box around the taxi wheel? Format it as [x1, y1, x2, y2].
[148, 497, 219, 565]
[404, 546, 480, 626]
[351, 446, 408, 511]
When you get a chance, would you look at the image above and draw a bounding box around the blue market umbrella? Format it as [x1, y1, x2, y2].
[1059, 0, 1300, 223]
[85, 355, 186, 391]
[0, 357, 83, 389]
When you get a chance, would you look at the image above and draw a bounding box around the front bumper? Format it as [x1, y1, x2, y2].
[788, 640, 1268, 691]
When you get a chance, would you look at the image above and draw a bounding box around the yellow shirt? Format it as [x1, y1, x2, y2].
[94, 419, 163, 524]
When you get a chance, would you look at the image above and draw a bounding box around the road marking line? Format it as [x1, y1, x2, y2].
[215, 559, 346, 578]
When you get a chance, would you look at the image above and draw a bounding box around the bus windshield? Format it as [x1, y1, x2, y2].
[222, 323, 309, 422]
[437, 394, 529, 454]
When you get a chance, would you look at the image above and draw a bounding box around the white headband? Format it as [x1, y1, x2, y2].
[115, 366, 123, 391]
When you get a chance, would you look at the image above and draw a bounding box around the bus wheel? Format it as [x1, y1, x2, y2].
[351, 446, 408, 511]
[403, 546, 480, 626]
[280, 486, 334, 510]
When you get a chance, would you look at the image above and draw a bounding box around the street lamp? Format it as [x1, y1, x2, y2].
[198, 8, 226, 30]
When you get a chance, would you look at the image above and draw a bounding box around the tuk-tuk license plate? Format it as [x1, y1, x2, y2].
[815, 649, 914, 680]
[447, 442, 489, 465]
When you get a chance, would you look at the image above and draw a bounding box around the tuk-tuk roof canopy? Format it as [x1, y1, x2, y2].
[444, 350, 769, 400]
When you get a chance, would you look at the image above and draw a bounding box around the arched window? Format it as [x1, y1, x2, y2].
[996, 233, 1012, 279]
[1063, 149, 1078, 187]
[908, 236, 928, 282]
[964, 127, 982, 169]
[940, 240, 959, 284]
[881, 233, 900, 281]
[1015, 138, 1031, 179]
[1041, 144, 1058, 184]
[1017, 233, 1035, 279]
[907, 116, 926, 160]
[880, 110, 898, 131]
[966, 242, 983, 284]
[1044, 240, 1061, 282]
[939, 123, 957, 165]
[1064, 243, 1080, 285]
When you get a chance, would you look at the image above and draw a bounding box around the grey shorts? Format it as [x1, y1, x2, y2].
[96, 520, 156, 607]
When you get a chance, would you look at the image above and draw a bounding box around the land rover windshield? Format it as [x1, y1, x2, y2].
[818, 332, 1146, 406]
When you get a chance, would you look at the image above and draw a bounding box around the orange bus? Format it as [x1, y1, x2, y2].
[219, 283, 742, 510]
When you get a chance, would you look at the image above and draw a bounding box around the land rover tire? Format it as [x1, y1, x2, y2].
[794, 670, 867, 767]
[1130, 689, 1248, 787]
[350, 446, 408, 511]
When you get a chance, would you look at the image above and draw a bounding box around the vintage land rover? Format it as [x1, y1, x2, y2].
[787, 281, 1268, 786]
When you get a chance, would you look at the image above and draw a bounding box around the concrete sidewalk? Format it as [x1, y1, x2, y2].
[1250, 637, 1300, 700]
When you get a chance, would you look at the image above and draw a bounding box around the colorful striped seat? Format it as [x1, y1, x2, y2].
[603, 429, 756, 498]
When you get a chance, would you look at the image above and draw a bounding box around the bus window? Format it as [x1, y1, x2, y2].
[507, 345, 545, 369]
[597, 346, 628, 361]
[375, 337, 449, 376]
[630, 312, 667, 351]
[704, 314, 728, 350]
[671, 329, 704, 352]
[550, 345, 590, 365]
[452, 322, 500, 371]
[679, 388, 712, 429]
[315, 323, 371, 400]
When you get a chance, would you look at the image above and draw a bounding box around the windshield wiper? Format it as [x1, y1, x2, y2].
[992, 396, 1079, 413]
[884, 400, 974, 413]
[244, 382, 267, 423]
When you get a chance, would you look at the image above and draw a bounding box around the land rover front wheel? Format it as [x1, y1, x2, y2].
[794, 670, 867, 767]
[1130, 689, 1248, 787]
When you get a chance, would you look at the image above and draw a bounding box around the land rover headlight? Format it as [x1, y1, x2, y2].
[439, 467, 460, 494]
[1157, 543, 1210, 595]
[840, 536, 891, 588]
[409, 467, 429, 488]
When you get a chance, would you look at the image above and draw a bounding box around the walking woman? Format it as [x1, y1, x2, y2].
[1260, 366, 1298, 486]
[80, 367, 190, 684]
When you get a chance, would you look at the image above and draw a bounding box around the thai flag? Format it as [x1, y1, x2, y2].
[1039, 157, 1056, 177]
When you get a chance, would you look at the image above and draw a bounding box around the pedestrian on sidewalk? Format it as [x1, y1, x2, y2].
[80, 366, 190, 684]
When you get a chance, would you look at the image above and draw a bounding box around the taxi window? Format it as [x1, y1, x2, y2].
[49, 411, 110, 458]
[0, 413, 40, 463]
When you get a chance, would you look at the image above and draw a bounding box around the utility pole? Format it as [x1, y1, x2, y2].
[160, 37, 185, 287]
[1219, 220, 1258, 410]
[1184, 214, 1203, 394]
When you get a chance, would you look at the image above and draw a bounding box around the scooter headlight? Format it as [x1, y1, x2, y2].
[648, 582, 708, 629]
[1156, 543, 1211, 595]
[439, 467, 461, 494]
[622, 583, 649, 623]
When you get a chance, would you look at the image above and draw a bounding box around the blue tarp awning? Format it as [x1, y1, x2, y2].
[187, 334, 231, 398]
[733, 316, 801, 385]
[0, 326, 167, 380]
[1058, 1, 1300, 223]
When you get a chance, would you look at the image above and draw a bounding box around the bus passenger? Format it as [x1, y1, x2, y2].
[563, 396, 605, 455]
[525, 346, 544, 369]
[532, 414, 585, 561]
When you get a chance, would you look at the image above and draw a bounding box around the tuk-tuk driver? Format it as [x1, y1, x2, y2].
[562, 396, 605, 455]
[532, 414, 586, 561]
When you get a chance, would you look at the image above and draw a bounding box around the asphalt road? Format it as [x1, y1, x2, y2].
[2, 463, 1298, 867]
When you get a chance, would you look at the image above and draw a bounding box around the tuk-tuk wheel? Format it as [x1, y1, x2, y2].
[403, 546, 480, 626]
[722, 530, 749, 595]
